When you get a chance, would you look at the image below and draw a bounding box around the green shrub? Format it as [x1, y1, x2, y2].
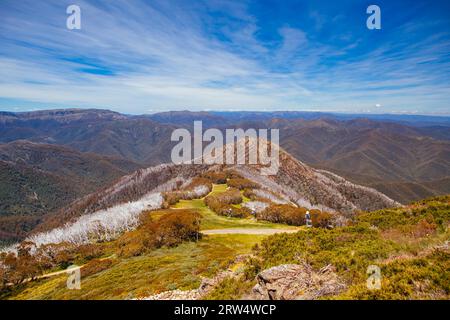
[204, 188, 250, 218]
[227, 178, 259, 190]
[336, 250, 449, 300]
[257, 204, 307, 225]
[245, 196, 450, 299]
[163, 178, 212, 205]
[201, 172, 227, 184]
[117, 210, 201, 258]
[249, 224, 399, 283]
[357, 197, 449, 231]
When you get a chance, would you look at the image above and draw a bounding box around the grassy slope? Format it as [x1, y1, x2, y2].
[9, 235, 264, 300]
[5, 183, 289, 300]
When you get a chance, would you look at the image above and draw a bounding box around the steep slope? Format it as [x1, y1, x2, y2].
[273, 118, 450, 202]
[2, 188, 447, 300]
[0, 141, 141, 187]
[232, 146, 399, 215]
[57, 119, 177, 165]
[0, 141, 141, 243]
[0, 160, 75, 242]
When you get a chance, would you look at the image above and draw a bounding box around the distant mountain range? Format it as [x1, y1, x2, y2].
[145, 111, 450, 202]
[146, 110, 450, 127]
[0, 109, 176, 165]
[0, 108, 448, 242]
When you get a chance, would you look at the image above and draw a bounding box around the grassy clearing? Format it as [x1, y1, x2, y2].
[173, 198, 297, 231]
[209, 184, 228, 195]
[172, 183, 298, 231]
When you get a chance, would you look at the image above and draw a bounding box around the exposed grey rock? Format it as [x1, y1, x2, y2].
[250, 263, 346, 300]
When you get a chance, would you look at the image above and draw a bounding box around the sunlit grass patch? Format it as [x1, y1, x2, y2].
[209, 183, 228, 195]
[173, 197, 295, 230]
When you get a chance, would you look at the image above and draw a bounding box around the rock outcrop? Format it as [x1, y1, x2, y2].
[249, 263, 346, 300]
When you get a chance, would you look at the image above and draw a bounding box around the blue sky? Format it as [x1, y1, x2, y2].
[0, 0, 449, 115]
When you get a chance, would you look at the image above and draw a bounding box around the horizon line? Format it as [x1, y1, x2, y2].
[1, 107, 450, 118]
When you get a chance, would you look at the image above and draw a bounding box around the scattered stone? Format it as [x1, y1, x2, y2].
[142, 289, 200, 300]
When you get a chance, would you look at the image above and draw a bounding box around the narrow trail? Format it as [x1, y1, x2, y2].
[7, 255, 115, 286]
[38, 269, 70, 279]
[6, 267, 70, 286]
[201, 228, 299, 235]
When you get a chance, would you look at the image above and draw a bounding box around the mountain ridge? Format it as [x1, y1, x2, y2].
[31, 139, 399, 239]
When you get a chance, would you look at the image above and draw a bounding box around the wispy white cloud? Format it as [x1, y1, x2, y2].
[0, 0, 449, 114]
